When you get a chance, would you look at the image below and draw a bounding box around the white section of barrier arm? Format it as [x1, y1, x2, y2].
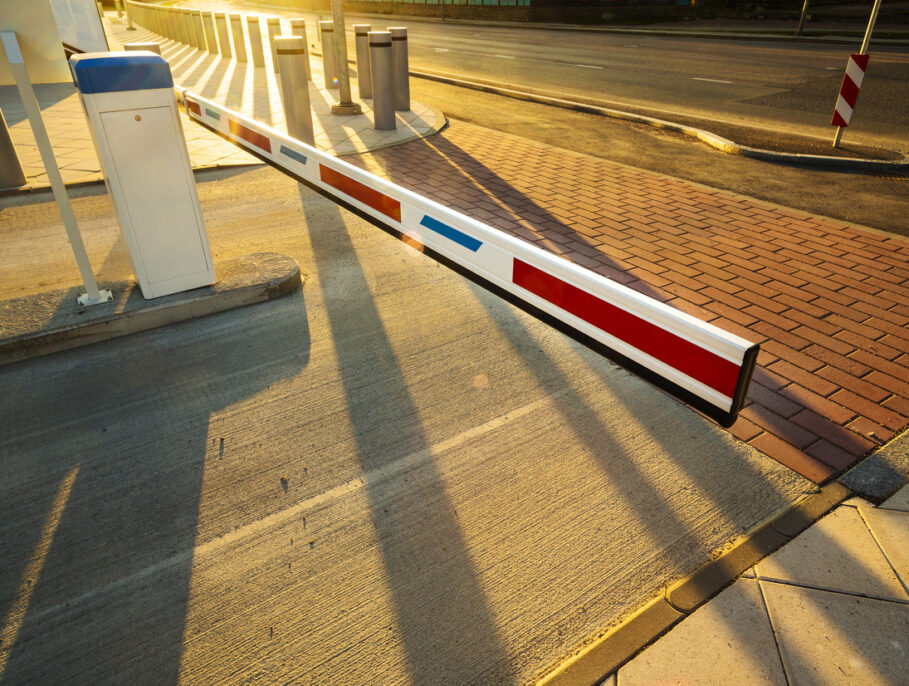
[175, 87, 759, 423]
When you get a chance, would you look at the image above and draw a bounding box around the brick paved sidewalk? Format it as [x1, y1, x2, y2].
[348, 120, 909, 483]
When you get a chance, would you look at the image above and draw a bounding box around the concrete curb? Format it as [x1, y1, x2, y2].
[536, 481, 850, 685]
[410, 69, 909, 172]
[0, 252, 302, 367]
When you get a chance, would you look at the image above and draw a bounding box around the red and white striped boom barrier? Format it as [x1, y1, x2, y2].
[176, 88, 759, 426]
[831, 53, 870, 129]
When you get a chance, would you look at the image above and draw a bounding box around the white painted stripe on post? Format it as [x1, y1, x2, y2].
[845, 57, 866, 87]
[175, 88, 758, 423]
[835, 95, 854, 122]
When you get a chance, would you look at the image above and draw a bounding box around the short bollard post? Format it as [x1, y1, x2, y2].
[124, 42, 161, 55]
[368, 31, 395, 130]
[192, 10, 207, 51]
[215, 13, 232, 58]
[266, 17, 281, 72]
[246, 15, 266, 67]
[275, 36, 315, 146]
[353, 24, 372, 99]
[202, 12, 218, 55]
[319, 20, 338, 88]
[290, 19, 311, 81]
[230, 14, 247, 62]
[389, 27, 410, 111]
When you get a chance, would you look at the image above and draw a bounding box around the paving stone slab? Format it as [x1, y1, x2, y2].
[881, 483, 909, 512]
[619, 579, 787, 686]
[858, 506, 909, 592]
[761, 582, 909, 686]
[755, 506, 908, 602]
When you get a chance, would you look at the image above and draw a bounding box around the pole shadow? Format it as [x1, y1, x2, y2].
[299, 186, 514, 684]
[0, 238, 310, 684]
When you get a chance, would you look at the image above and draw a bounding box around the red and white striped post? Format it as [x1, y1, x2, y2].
[831, 54, 869, 146]
[832, 0, 881, 148]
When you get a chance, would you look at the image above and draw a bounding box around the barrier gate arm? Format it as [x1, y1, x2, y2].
[176, 88, 759, 427]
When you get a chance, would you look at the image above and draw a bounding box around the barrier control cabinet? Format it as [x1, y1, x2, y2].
[70, 52, 216, 299]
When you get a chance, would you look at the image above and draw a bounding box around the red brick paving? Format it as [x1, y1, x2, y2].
[348, 120, 909, 484]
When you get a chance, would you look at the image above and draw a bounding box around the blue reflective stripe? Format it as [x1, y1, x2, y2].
[205, 108, 221, 120]
[70, 54, 173, 94]
[280, 145, 307, 165]
[419, 215, 482, 252]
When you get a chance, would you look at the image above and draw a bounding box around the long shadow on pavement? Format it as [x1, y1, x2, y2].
[0, 281, 310, 684]
[300, 189, 513, 684]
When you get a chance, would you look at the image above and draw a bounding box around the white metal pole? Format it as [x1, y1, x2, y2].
[0, 32, 111, 305]
[834, 0, 881, 148]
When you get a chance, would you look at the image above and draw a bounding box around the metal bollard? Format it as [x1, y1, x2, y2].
[353, 24, 371, 99]
[246, 16, 266, 68]
[290, 19, 311, 81]
[215, 13, 232, 59]
[318, 21, 338, 89]
[202, 12, 218, 55]
[368, 31, 395, 130]
[230, 14, 247, 62]
[124, 42, 161, 55]
[275, 36, 315, 146]
[388, 27, 410, 111]
[192, 10, 207, 51]
[266, 17, 281, 73]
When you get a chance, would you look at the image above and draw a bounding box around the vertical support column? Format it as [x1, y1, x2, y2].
[215, 13, 232, 59]
[275, 36, 315, 146]
[353, 24, 371, 99]
[246, 15, 266, 68]
[0, 107, 26, 189]
[181, 8, 193, 45]
[368, 31, 395, 131]
[116, 0, 123, 18]
[290, 19, 311, 81]
[192, 10, 207, 51]
[319, 21, 338, 88]
[202, 12, 218, 55]
[266, 17, 281, 73]
[124, 0, 135, 30]
[230, 14, 247, 62]
[389, 27, 410, 112]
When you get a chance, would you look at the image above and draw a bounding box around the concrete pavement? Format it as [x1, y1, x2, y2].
[607, 480, 909, 686]
[0, 166, 812, 684]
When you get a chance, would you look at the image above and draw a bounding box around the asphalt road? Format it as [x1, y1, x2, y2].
[186, 1, 909, 149]
[0, 168, 809, 684]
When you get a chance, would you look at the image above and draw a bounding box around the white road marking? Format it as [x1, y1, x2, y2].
[495, 54, 516, 59]
[576, 64, 604, 70]
[434, 48, 449, 53]
[691, 77, 734, 84]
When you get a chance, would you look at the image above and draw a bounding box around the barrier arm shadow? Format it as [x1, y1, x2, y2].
[173, 87, 759, 428]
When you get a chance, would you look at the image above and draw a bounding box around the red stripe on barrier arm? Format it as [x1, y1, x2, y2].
[512, 259, 741, 399]
[186, 99, 201, 116]
[319, 165, 402, 222]
[228, 119, 272, 153]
